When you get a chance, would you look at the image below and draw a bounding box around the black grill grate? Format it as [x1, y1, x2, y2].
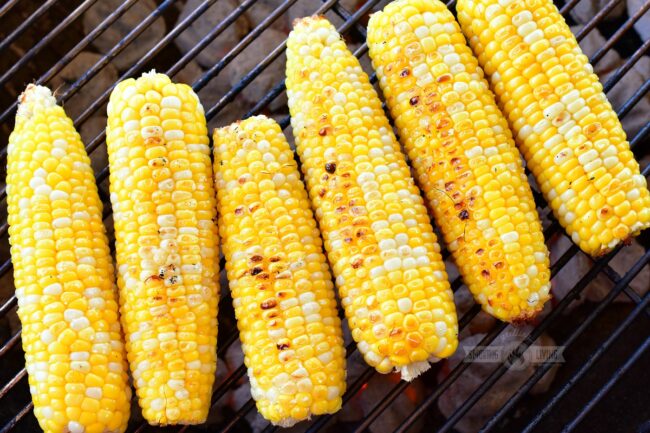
[0, 0, 648, 432]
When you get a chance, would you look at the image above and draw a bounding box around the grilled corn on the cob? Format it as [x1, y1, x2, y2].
[7, 84, 131, 433]
[457, 0, 650, 256]
[367, 0, 551, 322]
[106, 71, 219, 425]
[213, 116, 346, 426]
[287, 16, 458, 380]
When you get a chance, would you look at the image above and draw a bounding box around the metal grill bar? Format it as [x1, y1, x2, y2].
[590, 0, 650, 65]
[81, 0, 257, 158]
[312, 58, 650, 433]
[604, 38, 650, 93]
[0, 0, 58, 52]
[402, 247, 650, 433]
[0, 0, 100, 88]
[482, 252, 650, 432]
[0, 402, 32, 433]
[563, 335, 650, 433]
[0, 0, 138, 128]
[72, 0, 221, 129]
[0, 0, 20, 20]
[574, 0, 625, 41]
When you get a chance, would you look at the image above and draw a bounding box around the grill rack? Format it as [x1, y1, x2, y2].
[0, 0, 648, 432]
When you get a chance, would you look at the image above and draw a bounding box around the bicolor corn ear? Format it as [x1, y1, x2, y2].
[212, 115, 346, 426]
[366, 0, 552, 323]
[286, 15, 459, 380]
[456, 0, 650, 256]
[106, 72, 220, 425]
[8, 84, 131, 433]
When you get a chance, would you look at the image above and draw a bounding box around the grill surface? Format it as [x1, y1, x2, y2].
[0, 0, 648, 432]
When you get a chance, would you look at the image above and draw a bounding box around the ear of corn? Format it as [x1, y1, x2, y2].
[457, 0, 650, 256]
[367, 0, 551, 322]
[286, 16, 458, 380]
[106, 71, 219, 425]
[7, 85, 131, 433]
[213, 116, 346, 426]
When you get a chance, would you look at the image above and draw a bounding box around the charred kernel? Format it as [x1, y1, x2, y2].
[437, 74, 451, 83]
[319, 127, 330, 136]
[325, 162, 336, 173]
[400, 68, 410, 77]
[250, 267, 263, 276]
[409, 96, 420, 105]
[250, 255, 264, 263]
[277, 343, 290, 350]
[459, 210, 469, 220]
[235, 206, 245, 215]
[260, 299, 277, 310]
[476, 248, 484, 255]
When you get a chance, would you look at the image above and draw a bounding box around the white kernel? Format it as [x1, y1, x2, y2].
[554, 148, 573, 165]
[578, 149, 598, 165]
[187, 360, 201, 369]
[416, 256, 431, 266]
[70, 361, 90, 373]
[44, 283, 62, 296]
[70, 317, 90, 331]
[565, 212, 576, 224]
[501, 231, 519, 243]
[123, 119, 139, 132]
[151, 398, 165, 411]
[379, 239, 396, 251]
[164, 129, 184, 141]
[514, 274, 530, 289]
[35, 184, 52, 196]
[560, 189, 576, 202]
[465, 145, 483, 159]
[603, 156, 619, 169]
[403, 257, 416, 269]
[583, 159, 602, 172]
[52, 217, 71, 229]
[89, 298, 105, 309]
[64, 309, 83, 321]
[86, 387, 102, 399]
[524, 29, 544, 44]
[527, 292, 540, 306]
[398, 298, 412, 313]
[444, 53, 461, 66]
[384, 257, 401, 271]
[158, 332, 176, 342]
[395, 233, 409, 245]
[158, 179, 174, 191]
[161, 95, 181, 109]
[627, 189, 641, 201]
[67, 421, 84, 433]
[41, 330, 54, 344]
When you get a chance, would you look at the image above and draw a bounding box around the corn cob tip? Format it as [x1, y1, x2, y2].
[16, 84, 57, 118]
[399, 360, 434, 382]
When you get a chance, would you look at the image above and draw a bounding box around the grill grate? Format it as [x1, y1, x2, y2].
[0, 0, 648, 432]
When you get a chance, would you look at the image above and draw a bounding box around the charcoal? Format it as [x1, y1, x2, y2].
[175, 0, 248, 69]
[569, 0, 626, 24]
[50, 52, 117, 120]
[227, 28, 287, 111]
[82, 0, 166, 71]
[628, 0, 650, 41]
[438, 328, 559, 433]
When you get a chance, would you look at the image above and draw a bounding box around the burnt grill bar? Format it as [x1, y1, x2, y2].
[0, 0, 648, 432]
